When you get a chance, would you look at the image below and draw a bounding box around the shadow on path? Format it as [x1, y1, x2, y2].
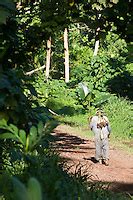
[52, 130, 95, 153]
[52, 126, 133, 195]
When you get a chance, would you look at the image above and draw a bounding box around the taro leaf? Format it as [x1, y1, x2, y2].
[0, 132, 17, 140]
[78, 82, 91, 100]
[19, 129, 26, 145]
[37, 121, 44, 136]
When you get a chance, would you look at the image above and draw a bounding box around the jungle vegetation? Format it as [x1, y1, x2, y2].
[0, 0, 132, 199]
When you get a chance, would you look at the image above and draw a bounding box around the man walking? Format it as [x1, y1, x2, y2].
[89, 109, 111, 166]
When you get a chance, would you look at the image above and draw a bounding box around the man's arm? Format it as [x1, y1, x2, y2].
[89, 116, 93, 130]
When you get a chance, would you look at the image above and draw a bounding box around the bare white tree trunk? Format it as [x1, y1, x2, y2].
[93, 27, 100, 56]
[64, 28, 69, 83]
[93, 13, 101, 56]
[46, 36, 51, 79]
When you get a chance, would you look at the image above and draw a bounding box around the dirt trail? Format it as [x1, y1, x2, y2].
[52, 125, 133, 195]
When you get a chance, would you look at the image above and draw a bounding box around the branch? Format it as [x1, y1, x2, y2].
[25, 65, 45, 76]
[48, 109, 59, 116]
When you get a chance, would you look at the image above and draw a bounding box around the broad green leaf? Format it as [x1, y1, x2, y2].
[8, 124, 19, 136]
[0, 132, 17, 140]
[27, 177, 42, 200]
[0, 118, 7, 127]
[29, 126, 38, 147]
[78, 82, 91, 100]
[19, 129, 27, 145]
[30, 126, 37, 137]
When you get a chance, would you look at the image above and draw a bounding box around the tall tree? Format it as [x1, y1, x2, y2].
[64, 28, 69, 83]
[45, 36, 51, 79]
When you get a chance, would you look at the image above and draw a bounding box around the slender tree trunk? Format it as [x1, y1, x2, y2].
[46, 36, 51, 80]
[64, 28, 69, 83]
[93, 27, 100, 56]
[93, 13, 101, 56]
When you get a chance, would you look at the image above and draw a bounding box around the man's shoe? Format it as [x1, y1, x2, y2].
[99, 159, 102, 164]
[104, 160, 109, 166]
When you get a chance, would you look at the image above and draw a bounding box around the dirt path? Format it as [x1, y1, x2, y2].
[52, 125, 133, 195]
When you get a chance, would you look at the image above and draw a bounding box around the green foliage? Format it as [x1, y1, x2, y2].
[60, 95, 132, 141]
[103, 96, 132, 139]
[0, 153, 128, 200]
[69, 25, 132, 101]
[0, 1, 132, 200]
[33, 78, 80, 115]
[0, 119, 56, 152]
[0, 175, 42, 200]
[0, 0, 16, 64]
[40, 0, 69, 35]
[0, 69, 35, 126]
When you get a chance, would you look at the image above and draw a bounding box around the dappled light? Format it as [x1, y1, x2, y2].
[0, 0, 132, 199]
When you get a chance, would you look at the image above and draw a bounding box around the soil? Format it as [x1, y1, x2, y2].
[52, 125, 133, 195]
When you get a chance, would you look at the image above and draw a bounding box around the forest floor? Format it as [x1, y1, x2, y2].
[52, 125, 133, 195]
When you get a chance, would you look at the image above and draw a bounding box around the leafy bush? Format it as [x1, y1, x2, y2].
[0, 153, 129, 200]
[0, 70, 34, 127]
[69, 26, 129, 98]
[103, 96, 132, 139]
[0, 119, 57, 153]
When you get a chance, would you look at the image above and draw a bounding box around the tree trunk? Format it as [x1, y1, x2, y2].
[64, 28, 69, 83]
[93, 27, 100, 56]
[45, 36, 51, 80]
[93, 13, 101, 56]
